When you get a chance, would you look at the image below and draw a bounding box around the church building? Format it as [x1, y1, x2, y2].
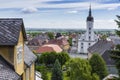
[78, 6, 99, 54]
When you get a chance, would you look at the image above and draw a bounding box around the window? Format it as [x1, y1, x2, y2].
[89, 36, 91, 40]
[17, 45, 23, 64]
[81, 43, 83, 45]
[89, 32, 91, 34]
[89, 43, 91, 45]
[89, 28, 91, 30]
[81, 46, 83, 49]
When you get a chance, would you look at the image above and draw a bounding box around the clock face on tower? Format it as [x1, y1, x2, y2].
[16, 44, 23, 64]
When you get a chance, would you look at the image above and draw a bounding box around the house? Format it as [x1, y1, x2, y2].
[27, 33, 50, 51]
[0, 18, 37, 80]
[28, 33, 50, 46]
[69, 33, 78, 47]
[108, 36, 120, 45]
[48, 38, 70, 52]
[36, 44, 62, 53]
[103, 74, 119, 80]
[55, 33, 62, 39]
[88, 40, 118, 74]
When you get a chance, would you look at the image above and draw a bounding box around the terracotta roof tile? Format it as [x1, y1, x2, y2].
[36, 44, 62, 53]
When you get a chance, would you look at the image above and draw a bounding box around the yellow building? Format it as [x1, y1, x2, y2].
[0, 18, 37, 80]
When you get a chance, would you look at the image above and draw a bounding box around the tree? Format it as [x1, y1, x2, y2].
[68, 37, 72, 46]
[92, 73, 100, 80]
[66, 58, 98, 80]
[36, 64, 48, 80]
[57, 52, 70, 66]
[38, 52, 70, 67]
[47, 32, 54, 39]
[100, 34, 108, 40]
[89, 53, 108, 80]
[51, 59, 63, 80]
[39, 52, 57, 66]
[110, 15, 120, 78]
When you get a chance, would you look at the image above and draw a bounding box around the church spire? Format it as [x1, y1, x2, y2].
[87, 4, 94, 22]
[89, 4, 92, 17]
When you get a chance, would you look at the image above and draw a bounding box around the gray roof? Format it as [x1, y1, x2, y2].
[109, 36, 120, 45]
[88, 40, 115, 65]
[0, 18, 27, 45]
[88, 40, 114, 55]
[102, 51, 115, 65]
[28, 33, 49, 46]
[24, 44, 37, 67]
[0, 55, 21, 80]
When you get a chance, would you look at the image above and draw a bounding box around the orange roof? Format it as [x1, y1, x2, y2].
[36, 44, 62, 53]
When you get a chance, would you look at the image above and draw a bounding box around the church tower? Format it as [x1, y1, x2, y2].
[78, 5, 98, 54]
[86, 5, 94, 42]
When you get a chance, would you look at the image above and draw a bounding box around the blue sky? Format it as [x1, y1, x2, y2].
[0, 0, 120, 29]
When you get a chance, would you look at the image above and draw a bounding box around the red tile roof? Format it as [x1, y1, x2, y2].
[36, 44, 62, 53]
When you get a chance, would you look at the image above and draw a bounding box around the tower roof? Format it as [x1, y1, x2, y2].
[87, 5, 94, 22]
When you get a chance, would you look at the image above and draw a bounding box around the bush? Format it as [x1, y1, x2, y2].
[38, 52, 70, 67]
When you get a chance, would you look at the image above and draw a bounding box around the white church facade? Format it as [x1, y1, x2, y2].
[78, 6, 99, 54]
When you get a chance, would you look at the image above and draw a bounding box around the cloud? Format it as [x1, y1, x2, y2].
[67, 10, 78, 14]
[0, 0, 120, 11]
[21, 7, 38, 13]
[107, 6, 118, 10]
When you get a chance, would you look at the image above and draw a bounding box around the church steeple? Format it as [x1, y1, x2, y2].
[87, 4, 94, 22]
[89, 4, 92, 17]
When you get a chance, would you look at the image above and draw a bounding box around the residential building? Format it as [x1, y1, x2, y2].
[88, 40, 118, 74]
[27, 33, 50, 51]
[0, 18, 37, 80]
[48, 38, 70, 52]
[36, 44, 62, 53]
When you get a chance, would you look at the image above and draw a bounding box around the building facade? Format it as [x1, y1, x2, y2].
[0, 18, 37, 80]
[78, 6, 98, 54]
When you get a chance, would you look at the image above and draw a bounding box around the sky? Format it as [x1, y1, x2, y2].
[0, 0, 120, 29]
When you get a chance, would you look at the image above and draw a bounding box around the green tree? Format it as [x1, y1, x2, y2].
[66, 58, 96, 80]
[39, 52, 70, 67]
[51, 59, 63, 80]
[100, 34, 108, 40]
[110, 15, 120, 78]
[92, 73, 100, 80]
[39, 52, 57, 66]
[89, 53, 108, 80]
[47, 32, 54, 39]
[57, 52, 70, 66]
[36, 64, 48, 80]
[68, 37, 72, 46]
